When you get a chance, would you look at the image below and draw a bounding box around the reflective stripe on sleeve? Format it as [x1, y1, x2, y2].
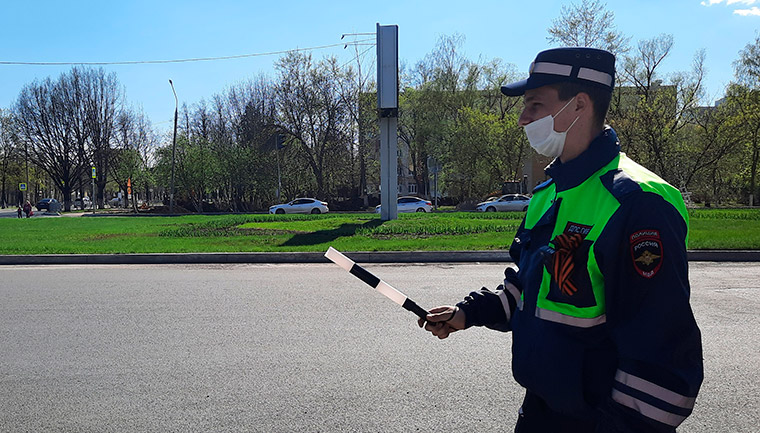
[532, 62, 573, 76]
[615, 370, 697, 410]
[503, 279, 523, 311]
[496, 290, 512, 321]
[577, 67, 614, 86]
[535, 307, 606, 328]
[611, 389, 688, 427]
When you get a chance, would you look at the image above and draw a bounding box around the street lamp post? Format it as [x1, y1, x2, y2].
[169, 79, 178, 215]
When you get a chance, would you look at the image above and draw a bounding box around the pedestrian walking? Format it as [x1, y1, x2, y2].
[22, 200, 32, 218]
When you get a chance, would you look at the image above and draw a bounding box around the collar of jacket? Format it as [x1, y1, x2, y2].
[544, 127, 621, 192]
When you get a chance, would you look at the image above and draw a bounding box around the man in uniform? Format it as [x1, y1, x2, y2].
[420, 47, 703, 432]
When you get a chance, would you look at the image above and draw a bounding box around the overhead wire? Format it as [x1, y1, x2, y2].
[339, 44, 376, 71]
[0, 39, 375, 66]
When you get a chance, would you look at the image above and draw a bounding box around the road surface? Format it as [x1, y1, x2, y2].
[1, 262, 758, 432]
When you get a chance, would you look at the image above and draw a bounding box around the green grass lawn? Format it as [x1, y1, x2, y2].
[1, 208, 758, 255]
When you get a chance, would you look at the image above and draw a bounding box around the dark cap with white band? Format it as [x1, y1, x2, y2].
[501, 47, 616, 97]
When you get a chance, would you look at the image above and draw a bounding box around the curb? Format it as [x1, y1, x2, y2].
[0, 250, 758, 265]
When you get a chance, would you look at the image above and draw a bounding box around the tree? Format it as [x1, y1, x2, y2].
[0, 109, 22, 207]
[335, 41, 377, 208]
[400, 35, 474, 198]
[113, 107, 157, 211]
[680, 98, 743, 205]
[732, 35, 760, 205]
[13, 67, 123, 211]
[447, 107, 527, 200]
[225, 77, 280, 210]
[547, 0, 629, 56]
[734, 34, 760, 89]
[397, 34, 528, 203]
[82, 68, 122, 209]
[15, 75, 84, 211]
[274, 52, 354, 199]
[611, 35, 706, 188]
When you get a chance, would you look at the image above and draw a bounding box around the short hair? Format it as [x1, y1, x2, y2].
[548, 82, 611, 129]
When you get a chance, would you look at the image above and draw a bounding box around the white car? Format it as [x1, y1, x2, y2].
[475, 194, 531, 212]
[269, 198, 329, 214]
[375, 196, 433, 213]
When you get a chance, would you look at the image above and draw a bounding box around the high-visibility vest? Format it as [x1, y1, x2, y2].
[522, 153, 688, 328]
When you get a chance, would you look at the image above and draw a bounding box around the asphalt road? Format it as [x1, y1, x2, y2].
[0, 206, 65, 218]
[1, 262, 758, 432]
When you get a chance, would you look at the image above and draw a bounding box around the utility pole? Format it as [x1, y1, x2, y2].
[24, 140, 29, 205]
[377, 24, 399, 221]
[276, 134, 283, 202]
[169, 80, 178, 215]
[92, 166, 96, 215]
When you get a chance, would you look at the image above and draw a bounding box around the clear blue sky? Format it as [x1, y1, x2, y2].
[1, 0, 758, 135]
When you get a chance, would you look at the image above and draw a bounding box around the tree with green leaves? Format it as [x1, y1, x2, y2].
[731, 35, 760, 205]
[446, 107, 527, 200]
[112, 107, 157, 211]
[0, 109, 23, 207]
[399, 34, 528, 203]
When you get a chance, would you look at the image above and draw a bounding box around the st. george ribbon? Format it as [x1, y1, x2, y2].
[324, 247, 429, 319]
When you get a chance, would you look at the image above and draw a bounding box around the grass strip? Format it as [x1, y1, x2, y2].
[0, 209, 758, 255]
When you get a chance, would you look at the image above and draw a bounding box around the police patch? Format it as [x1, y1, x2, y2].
[630, 230, 663, 278]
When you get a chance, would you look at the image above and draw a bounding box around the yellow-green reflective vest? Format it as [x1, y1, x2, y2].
[523, 153, 688, 328]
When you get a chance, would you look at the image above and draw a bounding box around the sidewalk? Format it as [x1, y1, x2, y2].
[0, 250, 758, 265]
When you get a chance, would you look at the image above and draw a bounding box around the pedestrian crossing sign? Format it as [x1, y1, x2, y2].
[19, 183, 27, 191]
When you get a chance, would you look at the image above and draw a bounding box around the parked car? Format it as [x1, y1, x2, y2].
[74, 197, 91, 209]
[475, 194, 531, 212]
[36, 198, 60, 211]
[269, 198, 329, 214]
[375, 196, 433, 214]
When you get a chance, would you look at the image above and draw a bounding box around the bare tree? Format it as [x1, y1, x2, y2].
[611, 36, 706, 186]
[13, 67, 123, 211]
[15, 76, 82, 211]
[274, 51, 353, 199]
[547, 0, 629, 56]
[113, 107, 157, 211]
[82, 68, 122, 208]
[335, 40, 377, 208]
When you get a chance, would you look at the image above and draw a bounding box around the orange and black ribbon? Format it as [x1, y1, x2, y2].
[550, 232, 584, 296]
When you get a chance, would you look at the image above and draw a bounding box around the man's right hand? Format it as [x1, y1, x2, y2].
[418, 305, 465, 339]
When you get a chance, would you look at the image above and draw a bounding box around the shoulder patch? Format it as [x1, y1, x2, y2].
[630, 230, 663, 278]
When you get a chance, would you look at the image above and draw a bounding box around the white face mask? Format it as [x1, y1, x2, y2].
[523, 97, 579, 158]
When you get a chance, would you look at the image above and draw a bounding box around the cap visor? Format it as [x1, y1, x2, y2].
[501, 79, 528, 96]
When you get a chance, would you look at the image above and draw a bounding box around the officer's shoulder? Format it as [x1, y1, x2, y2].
[600, 168, 641, 201]
[600, 160, 686, 225]
[601, 156, 680, 202]
[532, 178, 555, 194]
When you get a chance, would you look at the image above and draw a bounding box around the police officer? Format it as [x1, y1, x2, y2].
[420, 47, 703, 432]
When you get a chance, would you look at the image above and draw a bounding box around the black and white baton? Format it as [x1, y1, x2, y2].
[324, 247, 430, 319]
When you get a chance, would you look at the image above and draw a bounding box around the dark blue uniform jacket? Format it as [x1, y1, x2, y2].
[457, 128, 703, 432]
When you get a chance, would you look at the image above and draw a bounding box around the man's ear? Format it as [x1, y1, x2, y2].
[574, 92, 593, 116]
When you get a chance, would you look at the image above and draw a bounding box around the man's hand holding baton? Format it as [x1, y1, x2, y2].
[324, 247, 465, 336]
